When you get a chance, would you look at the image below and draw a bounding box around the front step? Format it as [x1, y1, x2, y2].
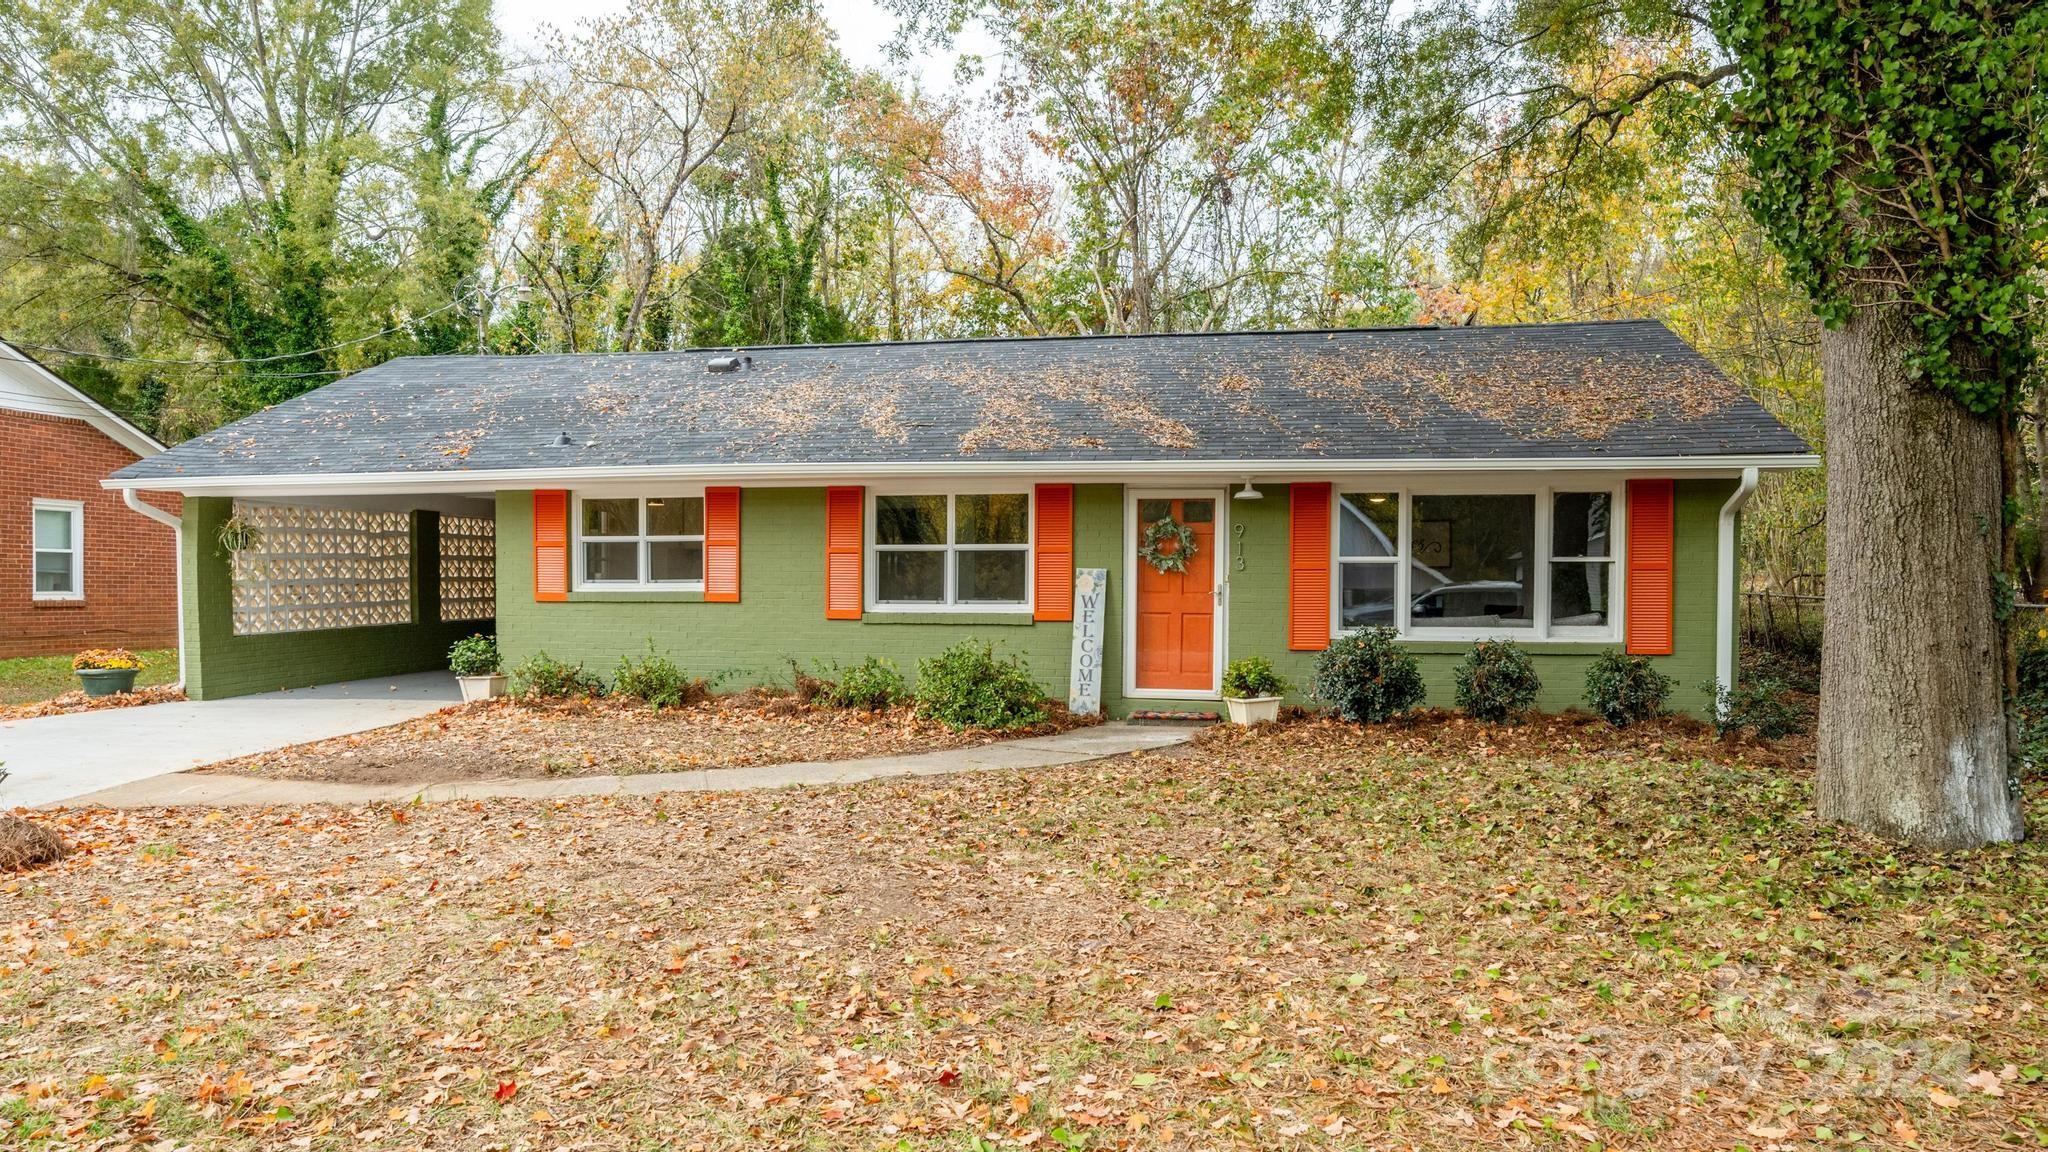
[1126, 709, 1220, 724]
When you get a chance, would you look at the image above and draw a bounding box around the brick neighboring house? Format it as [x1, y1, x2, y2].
[1, 338, 181, 660]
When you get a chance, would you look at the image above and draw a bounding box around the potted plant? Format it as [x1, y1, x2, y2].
[448, 633, 506, 702]
[1221, 656, 1288, 725]
[72, 649, 145, 697]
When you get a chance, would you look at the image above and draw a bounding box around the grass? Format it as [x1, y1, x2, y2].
[0, 719, 2042, 1149]
[0, 648, 176, 706]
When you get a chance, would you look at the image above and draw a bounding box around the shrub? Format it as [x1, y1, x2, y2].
[446, 634, 501, 677]
[1582, 651, 1675, 727]
[1453, 639, 1541, 723]
[1707, 677, 1807, 739]
[915, 640, 1048, 730]
[1311, 627, 1425, 724]
[1221, 656, 1288, 699]
[814, 657, 909, 711]
[512, 651, 605, 699]
[73, 648, 144, 671]
[612, 643, 715, 709]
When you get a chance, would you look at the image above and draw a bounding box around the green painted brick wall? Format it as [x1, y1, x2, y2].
[492, 478, 1732, 718]
[181, 496, 487, 700]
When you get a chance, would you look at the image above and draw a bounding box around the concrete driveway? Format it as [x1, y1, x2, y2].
[0, 673, 462, 809]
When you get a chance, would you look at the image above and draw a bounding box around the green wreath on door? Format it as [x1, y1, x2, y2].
[1140, 516, 1198, 574]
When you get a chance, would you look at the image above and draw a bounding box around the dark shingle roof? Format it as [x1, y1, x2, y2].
[114, 321, 1809, 483]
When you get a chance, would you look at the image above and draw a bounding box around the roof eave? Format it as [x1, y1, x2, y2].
[103, 452, 1822, 497]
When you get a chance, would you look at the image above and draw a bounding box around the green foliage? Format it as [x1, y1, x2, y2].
[684, 166, 857, 347]
[1452, 639, 1540, 723]
[1708, 677, 1807, 739]
[1713, 0, 2048, 414]
[1221, 656, 1287, 700]
[1583, 652, 1675, 727]
[914, 641, 1048, 731]
[813, 657, 909, 711]
[611, 643, 717, 709]
[1312, 627, 1425, 724]
[513, 652, 605, 700]
[446, 634, 501, 678]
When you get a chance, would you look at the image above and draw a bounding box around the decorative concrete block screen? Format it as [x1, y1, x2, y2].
[439, 514, 496, 622]
[230, 502, 413, 635]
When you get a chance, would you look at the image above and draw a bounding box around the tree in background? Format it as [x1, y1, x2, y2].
[0, 0, 516, 435]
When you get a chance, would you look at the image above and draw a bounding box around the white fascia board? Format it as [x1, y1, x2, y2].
[0, 340, 165, 457]
[103, 453, 1821, 497]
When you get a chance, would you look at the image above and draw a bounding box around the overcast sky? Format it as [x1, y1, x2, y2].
[491, 0, 997, 97]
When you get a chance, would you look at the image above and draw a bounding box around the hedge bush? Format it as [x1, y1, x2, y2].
[915, 641, 1047, 730]
[814, 656, 909, 711]
[1311, 627, 1424, 724]
[446, 634, 501, 678]
[1707, 677, 1807, 738]
[1452, 639, 1540, 723]
[612, 644, 714, 709]
[512, 651, 605, 699]
[1582, 651, 1674, 727]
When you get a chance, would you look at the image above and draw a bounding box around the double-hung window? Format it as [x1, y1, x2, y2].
[31, 499, 83, 601]
[576, 495, 704, 588]
[872, 491, 1031, 608]
[1333, 485, 1621, 639]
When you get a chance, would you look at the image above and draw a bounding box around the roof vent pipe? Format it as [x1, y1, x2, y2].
[706, 355, 743, 373]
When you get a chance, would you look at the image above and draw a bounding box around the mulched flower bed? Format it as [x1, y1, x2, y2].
[0, 683, 185, 722]
[201, 691, 1098, 784]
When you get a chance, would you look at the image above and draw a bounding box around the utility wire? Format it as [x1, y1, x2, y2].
[0, 284, 501, 369]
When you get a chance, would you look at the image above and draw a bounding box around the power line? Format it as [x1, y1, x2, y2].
[0, 284, 501, 369]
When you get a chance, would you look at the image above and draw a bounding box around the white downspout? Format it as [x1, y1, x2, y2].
[122, 488, 187, 689]
[1715, 467, 1761, 715]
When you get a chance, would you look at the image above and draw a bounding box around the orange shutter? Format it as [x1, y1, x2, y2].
[1033, 484, 1075, 621]
[1625, 479, 1675, 655]
[533, 490, 569, 602]
[1288, 482, 1332, 651]
[704, 486, 741, 602]
[824, 486, 863, 620]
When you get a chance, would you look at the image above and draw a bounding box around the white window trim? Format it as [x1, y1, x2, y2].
[571, 491, 707, 591]
[865, 485, 1034, 613]
[1330, 482, 1625, 644]
[31, 498, 85, 602]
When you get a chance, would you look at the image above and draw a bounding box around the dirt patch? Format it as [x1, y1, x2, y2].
[0, 683, 185, 721]
[200, 692, 1098, 784]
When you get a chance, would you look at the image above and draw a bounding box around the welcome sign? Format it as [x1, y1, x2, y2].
[1068, 568, 1107, 715]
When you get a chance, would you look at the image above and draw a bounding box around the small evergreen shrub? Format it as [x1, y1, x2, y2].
[1312, 627, 1425, 724]
[446, 634, 501, 678]
[1453, 639, 1541, 723]
[1221, 656, 1288, 699]
[1582, 651, 1674, 727]
[1707, 677, 1807, 738]
[814, 657, 908, 711]
[612, 643, 714, 709]
[915, 641, 1048, 730]
[513, 651, 605, 699]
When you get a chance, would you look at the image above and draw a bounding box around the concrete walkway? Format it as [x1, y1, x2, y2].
[57, 722, 1196, 809]
[2, 673, 463, 809]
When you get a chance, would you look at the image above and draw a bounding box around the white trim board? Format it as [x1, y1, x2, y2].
[105, 454, 1821, 497]
[0, 339, 164, 458]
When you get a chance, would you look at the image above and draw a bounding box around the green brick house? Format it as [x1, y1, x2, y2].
[105, 322, 1813, 717]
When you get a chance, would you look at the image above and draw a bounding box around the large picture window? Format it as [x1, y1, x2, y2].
[1333, 485, 1623, 640]
[31, 499, 83, 601]
[872, 491, 1031, 608]
[576, 495, 705, 588]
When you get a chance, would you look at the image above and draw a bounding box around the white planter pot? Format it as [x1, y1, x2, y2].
[458, 673, 507, 703]
[1224, 695, 1281, 726]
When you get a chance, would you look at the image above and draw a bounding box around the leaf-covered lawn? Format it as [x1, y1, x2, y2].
[0, 649, 177, 708]
[4, 720, 2043, 1150]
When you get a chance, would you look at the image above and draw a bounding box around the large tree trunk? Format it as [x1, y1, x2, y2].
[1818, 301, 2025, 849]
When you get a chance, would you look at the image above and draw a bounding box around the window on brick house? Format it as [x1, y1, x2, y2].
[31, 499, 83, 601]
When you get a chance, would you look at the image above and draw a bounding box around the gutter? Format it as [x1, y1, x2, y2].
[122, 488, 187, 690]
[1715, 467, 1761, 715]
[103, 453, 1823, 497]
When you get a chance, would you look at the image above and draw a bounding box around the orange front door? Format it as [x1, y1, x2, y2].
[1134, 496, 1218, 692]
